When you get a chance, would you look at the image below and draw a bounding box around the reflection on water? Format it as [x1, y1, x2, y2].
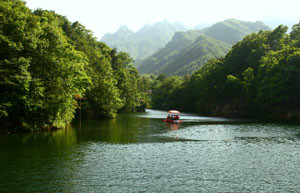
[138, 109, 235, 122]
[165, 122, 180, 131]
[0, 109, 299, 193]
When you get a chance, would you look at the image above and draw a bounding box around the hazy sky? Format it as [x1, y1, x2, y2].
[24, 0, 300, 40]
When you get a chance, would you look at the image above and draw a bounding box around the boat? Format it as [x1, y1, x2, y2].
[163, 110, 183, 123]
[163, 119, 183, 123]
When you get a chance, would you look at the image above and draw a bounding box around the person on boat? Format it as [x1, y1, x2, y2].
[167, 115, 171, 120]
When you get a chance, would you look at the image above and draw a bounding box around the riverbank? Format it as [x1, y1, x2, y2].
[184, 103, 300, 123]
[1, 109, 299, 135]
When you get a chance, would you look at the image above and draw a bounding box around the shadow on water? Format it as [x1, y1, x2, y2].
[69, 109, 300, 144]
[71, 109, 240, 144]
[0, 109, 299, 193]
[1, 109, 298, 146]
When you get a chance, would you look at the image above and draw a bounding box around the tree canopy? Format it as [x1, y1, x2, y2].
[149, 23, 300, 121]
[0, 0, 147, 132]
[1, 0, 299, 134]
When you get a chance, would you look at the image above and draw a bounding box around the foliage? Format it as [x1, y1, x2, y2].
[0, 0, 148, 132]
[256, 46, 300, 114]
[138, 19, 271, 76]
[150, 23, 300, 121]
[0, 1, 92, 131]
[151, 76, 184, 110]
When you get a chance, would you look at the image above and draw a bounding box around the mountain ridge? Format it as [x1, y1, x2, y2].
[101, 21, 186, 63]
[138, 19, 271, 75]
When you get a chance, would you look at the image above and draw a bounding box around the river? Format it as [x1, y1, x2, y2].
[0, 109, 299, 193]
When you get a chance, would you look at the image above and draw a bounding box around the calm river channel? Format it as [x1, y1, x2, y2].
[0, 109, 299, 193]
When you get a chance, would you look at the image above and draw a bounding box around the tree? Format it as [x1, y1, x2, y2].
[111, 51, 144, 112]
[0, 1, 90, 131]
[154, 23, 300, 121]
[290, 22, 300, 48]
[151, 76, 183, 110]
[256, 47, 300, 114]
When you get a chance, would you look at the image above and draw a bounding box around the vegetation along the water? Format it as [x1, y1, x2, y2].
[1, 0, 299, 133]
[149, 23, 300, 121]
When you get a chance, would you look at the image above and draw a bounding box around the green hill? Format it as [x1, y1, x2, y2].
[137, 30, 203, 74]
[138, 19, 271, 75]
[101, 21, 186, 64]
[202, 18, 271, 44]
[139, 33, 230, 75]
[101, 26, 138, 58]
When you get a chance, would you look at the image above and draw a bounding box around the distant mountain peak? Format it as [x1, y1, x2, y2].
[101, 25, 134, 43]
[202, 18, 271, 44]
[101, 21, 186, 62]
[224, 18, 240, 22]
[115, 25, 133, 34]
[138, 19, 271, 75]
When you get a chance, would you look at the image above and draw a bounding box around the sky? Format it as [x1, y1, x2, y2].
[24, 0, 300, 40]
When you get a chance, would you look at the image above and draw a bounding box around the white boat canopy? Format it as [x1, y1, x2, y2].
[167, 110, 180, 114]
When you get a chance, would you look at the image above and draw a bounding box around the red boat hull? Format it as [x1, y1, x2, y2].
[162, 119, 183, 123]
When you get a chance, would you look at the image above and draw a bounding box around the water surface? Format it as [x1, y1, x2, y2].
[0, 109, 299, 192]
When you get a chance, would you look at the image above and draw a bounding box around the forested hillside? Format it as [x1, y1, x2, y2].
[101, 21, 186, 64]
[1, 0, 298, 135]
[0, 0, 148, 133]
[138, 19, 271, 75]
[202, 18, 271, 44]
[139, 33, 230, 75]
[146, 23, 300, 121]
[138, 30, 202, 74]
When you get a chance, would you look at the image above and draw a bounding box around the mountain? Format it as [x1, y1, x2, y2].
[101, 26, 139, 58]
[201, 18, 271, 44]
[138, 19, 271, 75]
[194, 22, 212, 30]
[139, 32, 230, 75]
[101, 21, 186, 64]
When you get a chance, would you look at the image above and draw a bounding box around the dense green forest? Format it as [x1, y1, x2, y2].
[147, 23, 300, 121]
[1, 0, 299, 134]
[101, 21, 186, 65]
[139, 33, 231, 75]
[0, 0, 148, 133]
[138, 19, 271, 75]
